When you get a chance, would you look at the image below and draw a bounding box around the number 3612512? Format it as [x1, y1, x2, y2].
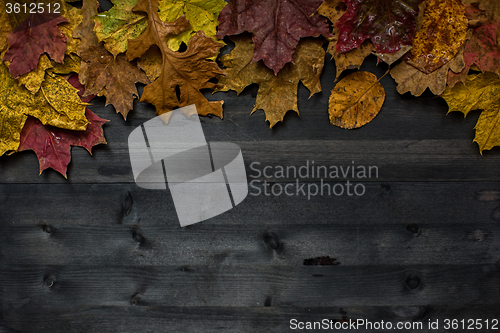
[6, 3, 61, 14]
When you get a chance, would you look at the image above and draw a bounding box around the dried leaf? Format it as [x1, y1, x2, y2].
[391, 48, 465, 96]
[0, 62, 88, 156]
[441, 72, 500, 153]
[462, 0, 500, 20]
[93, 0, 148, 56]
[51, 53, 81, 75]
[3, 13, 68, 78]
[137, 46, 162, 81]
[448, 21, 500, 88]
[216, 36, 325, 128]
[127, 0, 224, 118]
[335, 0, 424, 54]
[59, 4, 83, 55]
[158, 0, 226, 52]
[375, 45, 413, 66]
[74, 0, 100, 55]
[18, 109, 108, 178]
[317, 0, 373, 78]
[405, 0, 468, 74]
[329, 71, 385, 129]
[17, 55, 53, 94]
[80, 44, 149, 119]
[0, 1, 12, 54]
[216, 0, 330, 74]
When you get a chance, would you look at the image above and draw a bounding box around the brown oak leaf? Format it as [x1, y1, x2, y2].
[80, 44, 149, 119]
[127, 0, 224, 118]
[3, 13, 68, 78]
[216, 0, 330, 75]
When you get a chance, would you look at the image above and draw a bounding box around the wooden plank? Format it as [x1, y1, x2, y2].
[1, 264, 499, 308]
[2, 304, 500, 333]
[1, 182, 500, 226]
[2, 139, 499, 183]
[1, 304, 499, 333]
[1, 223, 498, 266]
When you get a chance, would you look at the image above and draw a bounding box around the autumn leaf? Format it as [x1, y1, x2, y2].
[74, 0, 100, 55]
[127, 0, 224, 118]
[93, 0, 148, 56]
[335, 0, 423, 54]
[405, 0, 468, 74]
[137, 46, 162, 81]
[441, 72, 500, 153]
[0, 62, 88, 156]
[3, 13, 68, 78]
[17, 55, 53, 94]
[80, 44, 149, 119]
[158, 0, 226, 52]
[216, 36, 325, 128]
[0, 1, 12, 54]
[329, 71, 385, 129]
[462, 0, 500, 20]
[18, 109, 108, 178]
[216, 0, 330, 75]
[317, 0, 373, 79]
[448, 21, 500, 88]
[391, 47, 465, 96]
[59, 4, 83, 55]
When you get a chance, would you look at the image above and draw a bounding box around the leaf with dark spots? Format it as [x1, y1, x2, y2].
[404, 0, 468, 74]
[216, 0, 331, 74]
[3, 13, 68, 78]
[335, 0, 424, 54]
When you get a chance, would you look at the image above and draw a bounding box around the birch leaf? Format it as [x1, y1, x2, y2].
[329, 71, 385, 129]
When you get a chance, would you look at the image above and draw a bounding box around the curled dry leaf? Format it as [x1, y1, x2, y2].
[441, 72, 500, 153]
[3, 13, 68, 78]
[335, 0, 423, 54]
[317, 0, 373, 79]
[93, 0, 148, 56]
[216, 36, 325, 128]
[391, 47, 465, 96]
[405, 0, 468, 74]
[0, 62, 88, 156]
[127, 0, 224, 118]
[216, 0, 330, 74]
[329, 71, 385, 129]
[158, 0, 226, 52]
[80, 44, 149, 119]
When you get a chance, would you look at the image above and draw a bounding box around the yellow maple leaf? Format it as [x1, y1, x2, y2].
[441, 72, 500, 153]
[0, 62, 88, 156]
[158, 0, 226, 52]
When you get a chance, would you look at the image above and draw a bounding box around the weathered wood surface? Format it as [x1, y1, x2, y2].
[1, 1, 500, 330]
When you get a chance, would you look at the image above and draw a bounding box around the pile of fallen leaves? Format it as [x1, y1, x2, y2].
[0, 0, 499, 178]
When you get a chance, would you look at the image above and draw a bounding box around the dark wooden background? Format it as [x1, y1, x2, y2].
[1, 1, 500, 332]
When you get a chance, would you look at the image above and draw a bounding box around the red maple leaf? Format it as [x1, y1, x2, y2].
[335, 0, 424, 54]
[464, 22, 500, 74]
[18, 75, 107, 178]
[216, 0, 330, 74]
[3, 13, 67, 78]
